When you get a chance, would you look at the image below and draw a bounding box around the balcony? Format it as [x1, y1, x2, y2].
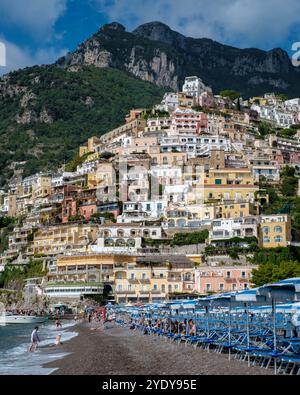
[151, 289, 162, 294]
[168, 277, 182, 282]
[128, 278, 139, 284]
[115, 290, 136, 295]
[224, 277, 237, 282]
[139, 290, 151, 295]
[151, 275, 167, 279]
[238, 277, 249, 282]
[139, 279, 151, 284]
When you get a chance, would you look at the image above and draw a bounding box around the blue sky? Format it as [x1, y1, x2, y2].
[1, 0, 300, 74]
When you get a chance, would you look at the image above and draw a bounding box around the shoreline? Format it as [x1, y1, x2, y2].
[44, 323, 271, 375]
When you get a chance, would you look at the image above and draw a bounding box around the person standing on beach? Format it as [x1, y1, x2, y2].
[29, 326, 40, 352]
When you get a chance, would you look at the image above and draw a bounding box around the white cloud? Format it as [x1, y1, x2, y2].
[0, 0, 67, 41]
[0, 38, 68, 75]
[94, 0, 300, 49]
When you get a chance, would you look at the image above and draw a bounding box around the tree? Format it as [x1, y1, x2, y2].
[92, 212, 116, 223]
[220, 90, 241, 101]
[280, 166, 298, 197]
[252, 261, 300, 286]
[258, 122, 274, 138]
[276, 94, 289, 102]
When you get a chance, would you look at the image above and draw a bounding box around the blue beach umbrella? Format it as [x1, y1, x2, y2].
[232, 288, 267, 366]
[258, 279, 298, 375]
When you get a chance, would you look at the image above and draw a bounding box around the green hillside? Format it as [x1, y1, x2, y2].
[0, 65, 165, 186]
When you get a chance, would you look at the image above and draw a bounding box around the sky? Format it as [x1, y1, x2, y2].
[1, 0, 300, 74]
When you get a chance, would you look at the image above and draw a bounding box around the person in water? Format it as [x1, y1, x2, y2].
[55, 319, 62, 329]
[29, 326, 40, 352]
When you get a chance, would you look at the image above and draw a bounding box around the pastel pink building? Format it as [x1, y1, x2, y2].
[79, 203, 97, 221]
[195, 266, 255, 295]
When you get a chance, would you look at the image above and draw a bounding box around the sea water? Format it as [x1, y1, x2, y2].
[0, 320, 78, 375]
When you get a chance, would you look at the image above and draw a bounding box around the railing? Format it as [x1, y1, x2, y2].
[224, 277, 237, 282]
[151, 275, 167, 279]
[115, 290, 136, 295]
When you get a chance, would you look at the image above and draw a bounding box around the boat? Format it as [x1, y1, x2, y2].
[0, 313, 48, 325]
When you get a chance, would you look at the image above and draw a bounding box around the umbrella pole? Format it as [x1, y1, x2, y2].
[206, 306, 210, 353]
[228, 303, 231, 361]
[272, 298, 277, 375]
[245, 302, 250, 367]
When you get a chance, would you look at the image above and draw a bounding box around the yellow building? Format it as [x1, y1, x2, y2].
[258, 214, 291, 248]
[27, 223, 99, 256]
[47, 253, 195, 303]
[79, 136, 102, 157]
[115, 255, 195, 303]
[32, 175, 52, 200]
[202, 168, 258, 202]
[49, 253, 136, 285]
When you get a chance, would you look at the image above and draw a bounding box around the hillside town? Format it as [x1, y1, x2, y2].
[1, 76, 300, 308]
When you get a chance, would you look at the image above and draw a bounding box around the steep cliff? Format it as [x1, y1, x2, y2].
[57, 21, 300, 97]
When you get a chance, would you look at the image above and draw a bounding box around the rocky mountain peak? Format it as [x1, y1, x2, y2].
[133, 21, 186, 48]
[55, 20, 300, 97]
[100, 22, 126, 33]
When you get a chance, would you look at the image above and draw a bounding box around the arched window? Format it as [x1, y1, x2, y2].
[117, 229, 125, 237]
[127, 239, 136, 247]
[104, 238, 114, 246]
[103, 229, 111, 237]
[115, 239, 126, 247]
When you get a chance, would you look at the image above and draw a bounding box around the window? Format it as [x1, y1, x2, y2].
[142, 273, 147, 280]
[275, 226, 282, 233]
[263, 226, 270, 234]
[275, 236, 283, 243]
[219, 283, 224, 291]
[232, 284, 237, 291]
[241, 271, 246, 279]
[263, 237, 270, 243]
[226, 271, 231, 278]
[153, 284, 158, 290]
[206, 284, 211, 292]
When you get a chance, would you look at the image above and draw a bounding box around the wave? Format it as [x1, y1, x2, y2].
[0, 321, 78, 375]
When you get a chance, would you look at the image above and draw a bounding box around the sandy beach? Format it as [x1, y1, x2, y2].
[44, 323, 271, 375]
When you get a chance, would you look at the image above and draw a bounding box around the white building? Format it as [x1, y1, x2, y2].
[156, 92, 179, 112]
[159, 134, 238, 158]
[182, 76, 212, 98]
[209, 216, 258, 244]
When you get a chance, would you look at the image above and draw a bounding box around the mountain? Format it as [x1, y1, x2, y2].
[57, 21, 300, 97]
[0, 66, 164, 187]
[1, 20, 299, 188]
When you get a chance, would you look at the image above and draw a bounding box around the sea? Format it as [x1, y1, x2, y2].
[0, 320, 78, 375]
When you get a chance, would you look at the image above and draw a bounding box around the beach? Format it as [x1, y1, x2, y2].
[0, 320, 78, 375]
[45, 323, 271, 375]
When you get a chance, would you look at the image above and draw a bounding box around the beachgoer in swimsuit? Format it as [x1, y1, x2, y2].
[29, 326, 40, 352]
